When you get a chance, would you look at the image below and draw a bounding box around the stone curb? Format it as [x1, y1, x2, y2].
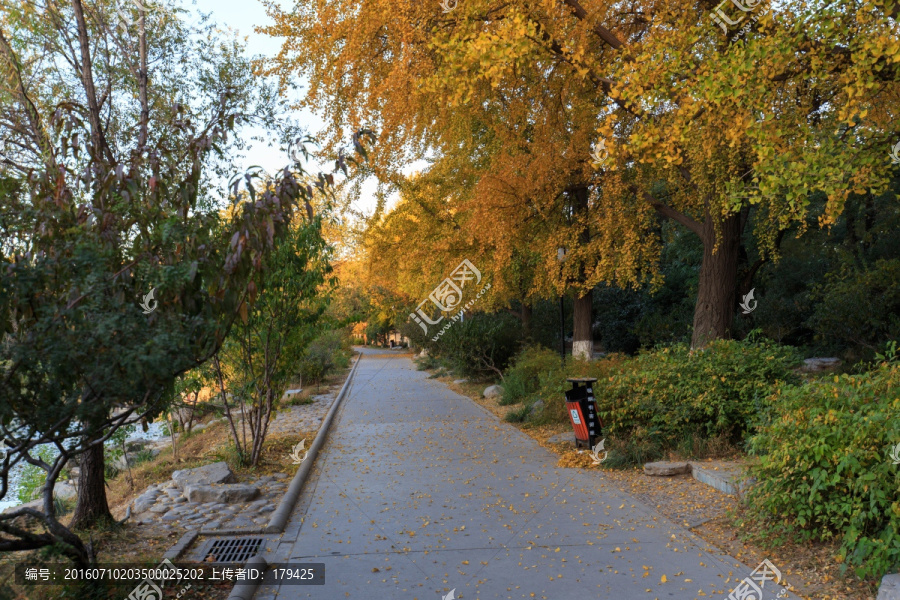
[225, 555, 268, 600]
[690, 462, 755, 497]
[163, 530, 199, 560]
[265, 354, 362, 533]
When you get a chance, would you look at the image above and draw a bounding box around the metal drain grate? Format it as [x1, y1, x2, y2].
[204, 538, 263, 563]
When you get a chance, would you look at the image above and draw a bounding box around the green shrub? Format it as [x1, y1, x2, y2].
[299, 330, 350, 385]
[501, 347, 562, 405]
[745, 360, 900, 579]
[427, 312, 523, 380]
[501, 339, 797, 463]
[593, 339, 799, 456]
[504, 405, 530, 423]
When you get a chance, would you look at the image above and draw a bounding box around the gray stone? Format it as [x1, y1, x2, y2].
[227, 517, 257, 529]
[453, 379, 468, 384]
[801, 357, 842, 372]
[483, 385, 502, 399]
[149, 504, 170, 513]
[126, 439, 154, 453]
[133, 492, 161, 514]
[191, 422, 208, 433]
[643, 461, 691, 476]
[174, 496, 187, 503]
[691, 461, 755, 496]
[258, 505, 276, 513]
[547, 432, 575, 444]
[184, 484, 260, 503]
[529, 400, 545, 416]
[284, 388, 303, 396]
[161, 511, 183, 521]
[172, 461, 235, 488]
[877, 574, 900, 600]
[54, 482, 77, 500]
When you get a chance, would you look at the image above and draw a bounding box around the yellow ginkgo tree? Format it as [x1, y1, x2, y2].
[262, 0, 900, 347]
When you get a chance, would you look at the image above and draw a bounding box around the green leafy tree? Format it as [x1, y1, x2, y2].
[0, 0, 365, 567]
[213, 211, 334, 466]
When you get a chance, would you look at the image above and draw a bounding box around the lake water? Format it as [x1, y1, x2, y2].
[0, 421, 169, 513]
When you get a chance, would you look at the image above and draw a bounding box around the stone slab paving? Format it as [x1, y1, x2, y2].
[252, 348, 798, 599]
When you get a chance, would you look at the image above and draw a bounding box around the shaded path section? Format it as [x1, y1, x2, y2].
[256, 348, 791, 599]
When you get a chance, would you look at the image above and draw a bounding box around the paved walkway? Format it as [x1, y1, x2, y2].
[256, 348, 792, 599]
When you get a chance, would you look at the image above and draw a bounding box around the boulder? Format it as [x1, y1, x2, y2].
[172, 461, 235, 489]
[54, 482, 77, 500]
[643, 461, 691, 476]
[529, 399, 545, 416]
[878, 574, 900, 600]
[126, 439, 153, 453]
[483, 385, 502, 399]
[183, 484, 260, 503]
[801, 357, 842, 372]
[453, 379, 468, 385]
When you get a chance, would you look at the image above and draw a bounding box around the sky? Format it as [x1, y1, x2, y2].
[175, 0, 391, 217]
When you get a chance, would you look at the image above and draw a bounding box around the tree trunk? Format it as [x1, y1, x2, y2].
[572, 290, 594, 360]
[570, 185, 594, 360]
[69, 441, 113, 530]
[521, 303, 532, 338]
[691, 212, 742, 348]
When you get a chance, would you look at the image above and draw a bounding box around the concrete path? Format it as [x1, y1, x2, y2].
[255, 348, 793, 599]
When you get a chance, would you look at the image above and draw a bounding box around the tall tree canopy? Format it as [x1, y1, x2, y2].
[263, 0, 900, 347]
